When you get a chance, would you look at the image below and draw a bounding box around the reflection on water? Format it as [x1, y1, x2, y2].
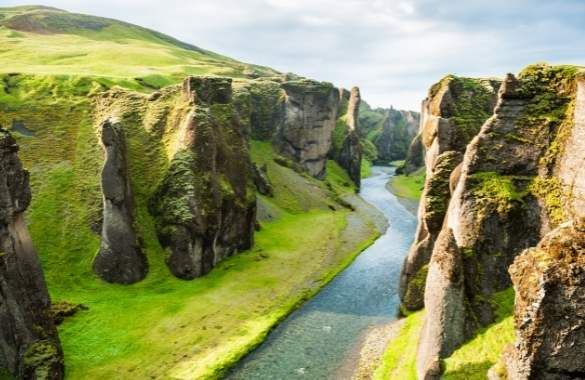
[227, 166, 418, 379]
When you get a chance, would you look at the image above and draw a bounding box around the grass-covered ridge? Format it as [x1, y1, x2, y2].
[0, 6, 278, 89]
[0, 71, 381, 378]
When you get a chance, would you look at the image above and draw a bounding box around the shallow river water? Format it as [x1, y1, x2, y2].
[227, 166, 418, 379]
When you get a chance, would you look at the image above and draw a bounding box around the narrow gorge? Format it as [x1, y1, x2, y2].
[0, 4, 584, 380]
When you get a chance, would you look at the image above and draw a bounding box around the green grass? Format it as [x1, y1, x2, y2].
[389, 167, 425, 200]
[361, 159, 372, 178]
[14, 110, 378, 379]
[373, 311, 424, 380]
[0, 6, 278, 91]
[54, 209, 365, 379]
[443, 288, 515, 379]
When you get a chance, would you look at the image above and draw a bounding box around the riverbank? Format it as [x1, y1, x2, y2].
[51, 142, 383, 379]
[228, 167, 418, 379]
[386, 167, 424, 215]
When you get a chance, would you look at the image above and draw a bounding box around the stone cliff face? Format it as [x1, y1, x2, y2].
[332, 87, 362, 188]
[499, 70, 585, 380]
[93, 119, 148, 284]
[374, 109, 420, 162]
[150, 77, 257, 280]
[237, 78, 362, 183]
[414, 65, 585, 379]
[399, 75, 501, 311]
[0, 129, 63, 379]
[276, 80, 340, 179]
[504, 219, 585, 379]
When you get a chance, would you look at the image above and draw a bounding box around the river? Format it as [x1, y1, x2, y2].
[226, 166, 418, 379]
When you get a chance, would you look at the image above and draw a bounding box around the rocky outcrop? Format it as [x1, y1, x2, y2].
[416, 65, 583, 379]
[374, 109, 420, 163]
[93, 119, 148, 284]
[275, 79, 340, 178]
[399, 75, 500, 311]
[237, 78, 349, 181]
[332, 87, 362, 188]
[150, 77, 256, 280]
[0, 128, 64, 379]
[503, 219, 585, 379]
[397, 133, 424, 175]
[495, 71, 585, 380]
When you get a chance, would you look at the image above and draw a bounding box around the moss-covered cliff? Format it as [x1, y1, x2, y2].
[359, 102, 420, 165]
[408, 64, 585, 379]
[400, 75, 501, 312]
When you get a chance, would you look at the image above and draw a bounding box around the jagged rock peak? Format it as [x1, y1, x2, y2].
[0, 128, 64, 379]
[93, 118, 148, 284]
[346, 87, 361, 132]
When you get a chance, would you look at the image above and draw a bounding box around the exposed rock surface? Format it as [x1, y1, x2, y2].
[276, 79, 340, 178]
[400, 75, 500, 311]
[416, 65, 584, 379]
[498, 72, 585, 380]
[333, 87, 362, 188]
[0, 128, 63, 379]
[397, 133, 424, 175]
[150, 77, 256, 280]
[504, 219, 585, 379]
[92, 119, 148, 284]
[374, 109, 420, 162]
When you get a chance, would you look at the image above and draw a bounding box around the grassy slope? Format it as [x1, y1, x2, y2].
[0, 6, 278, 89]
[374, 288, 515, 380]
[389, 166, 425, 200]
[373, 311, 424, 380]
[0, 7, 384, 379]
[2, 75, 379, 379]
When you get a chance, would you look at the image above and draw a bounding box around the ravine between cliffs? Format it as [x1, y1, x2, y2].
[227, 166, 418, 379]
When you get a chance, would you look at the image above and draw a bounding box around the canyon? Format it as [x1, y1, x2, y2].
[1, 5, 584, 380]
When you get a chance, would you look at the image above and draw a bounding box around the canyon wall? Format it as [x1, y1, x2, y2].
[0, 129, 63, 379]
[413, 65, 585, 379]
[399, 75, 501, 311]
[94, 77, 257, 281]
[332, 87, 362, 188]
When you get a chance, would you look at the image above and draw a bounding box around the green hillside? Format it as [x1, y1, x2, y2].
[0, 5, 385, 379]
[0, 6, 278, 89]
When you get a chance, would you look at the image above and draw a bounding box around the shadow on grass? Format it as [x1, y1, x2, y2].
[443, 360, 494, 380]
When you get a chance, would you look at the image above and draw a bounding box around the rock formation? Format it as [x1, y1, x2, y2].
[494, 69, 585, 380]
[504, 219, 585, 379]
[275, 79, 340, 178]
[332, 87, 362, 188]
[150, 77, 256, 280]
[399, 75, 501, 311]
[374, 109, 420, 162]
[397, 133, 424, 175]
[0, 128, 64, 379]
[93, 119, 148, 284]
[415, 65, 584, 379]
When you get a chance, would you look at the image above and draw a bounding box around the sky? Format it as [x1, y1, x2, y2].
[2, 0, 585, 110]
